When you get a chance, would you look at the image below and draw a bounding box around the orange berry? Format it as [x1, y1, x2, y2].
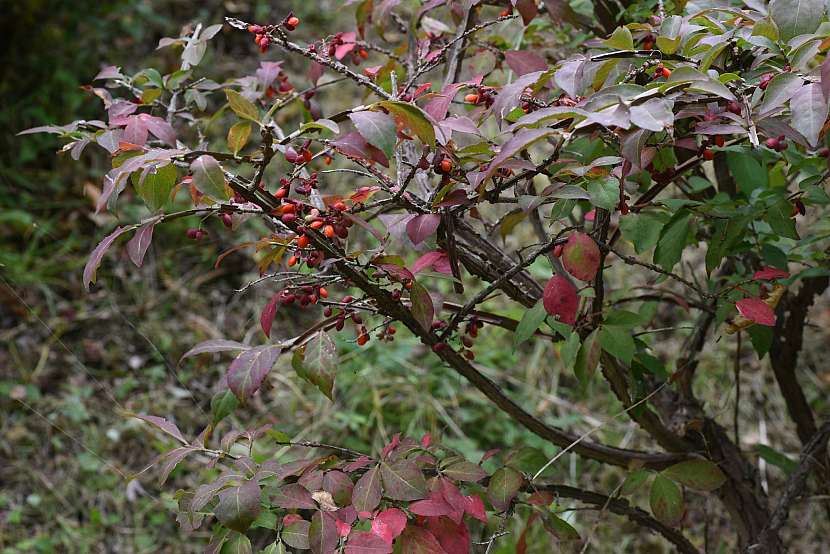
[323, 225, 336, 238]
[662, 68, 672, 78]
[439, 158, 452, 173]
[281, 203, 296, 215]
[297, 234, 310, 248]
[358, 48, 368, 59]
[310, 220, 324, 230]
[319, 287, 329, 298]
[287, 255, 299, 267]
[286, 16, 300, 28]
[357, 333, 369, 346]
[464, 93, 479, 104]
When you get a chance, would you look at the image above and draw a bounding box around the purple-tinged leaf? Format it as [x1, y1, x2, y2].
[630, 98, 675, 132]
[542, 274, 578, 325]
[484, 127, 555, 183]
[122, 115, 149, 145]
[561, 232, 601, 281]
[83, 226, 131, 291]
[108, 100, 138, 125]
[323, 470, 355, 506]
[380, 460, 427, 501]
[260, 292, 281, 338]
[409, 496, 452, 517]
[411, 251, 448, 274]
[215, 479, 261, 533]
[379, 263, 415, 282]
[424, 83, 464, 121]
[142, 114, 177, 146]
[309, 511, 339, 554]
[180, 339, 250, 362]
[492, 71, 546, 120]
[342, 212, 385, 242]
[397, 526, 445, 553]
[441, 461, 487, 483]
[346, 531, 393, 554]
[350, 111, 397, 160]
[544, 0, 581, 25]
[790, 83, 828, 147]
[409, 279, 435, 331]
[94, 65, 123, 80]
[759, 73, 804, 115]
[256, 61, 284, 88]
[439, 115, 481, 136]
[736, 297, 776, 327]
[512, 0, 538, 24]
[505, 50, 547, 76]
[271, 483, 318, 510]
[283, 518, 312, 549]
[487, 466, 524, 512]
[158, 446, 199, 484]
[127, 219, 157, 267]
[554, 59, 584, 98]
[353, 466, 382, 512]
[133, 413, 189, 445]
[226, 345, 282, 401]
[405, 214, 441, 245]
[335, 32, 358, 60]
[822, 56, 830, 101]
[293, 332, 337, 400]
[308, 61, 325, 85]
[426, 516, 470, 554]
[332, 131, 390, 167]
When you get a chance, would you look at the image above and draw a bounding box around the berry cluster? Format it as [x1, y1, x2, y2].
[265, 70, 295, 97]
[281, 284, 329, 307]
[764, 135, 787, 152]
[653, 63, 672, 79]
[247, 14, 299, 53]
[283, 200, 353, 268]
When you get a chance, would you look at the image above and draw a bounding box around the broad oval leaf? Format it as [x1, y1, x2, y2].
[352, 466, 382, 513]
[790, 83, 828, 147]
[542, 274, 578, 325]
[345, 531, 393, 554]
[486, 466, 524, 512]
[661, 460, 727, 491]
[283, 519, 311, 549]
[271, 483, 318, 510]
[561, 232, 601, 282]
[371, 507, 407, 544]
[350, 111, 397, 160]
[227, 345, 282, 401]
[380, 460, 427, 501]
[295, 332, 337, 400]
[309, 511, 339, 554]
[225, 89, 260, 123]
[215, 479, 261, 533]
[736, 297, 776, 327]
[191, 155, 229, 200]
[770, 0, 824, 41]
[442, 461, 487, 483]
[227, 121, 252, 155]
[409, 279, 434, 331]
[405, 214, 441, 245]
[378, 100, 436, 146]
[649, 474, 684, 527]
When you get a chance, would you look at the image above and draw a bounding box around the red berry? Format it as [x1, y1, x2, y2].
[727, 101, 742, 115]
[297, 234, 310, 248]
[432, 342, 446, 352]
[715, 135, 725, 147]
[439, 158, 452, 173]
[702, 148, 715, 161]
[765, 137, 780, 150]
[464, 93, 479, 104]
[285, 16, 300, 30]
[323, 225, 336, 238]
[287, 255, 299, 267]
[221, 213, 233, 228]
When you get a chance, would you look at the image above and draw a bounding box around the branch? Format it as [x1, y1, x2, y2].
[748, 421, 830, 553]
[538, 484, 700, 554]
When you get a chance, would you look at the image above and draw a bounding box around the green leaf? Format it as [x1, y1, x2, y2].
[752, 17, 780, 41]
[588, 177, 618, 210]
[191, 155, 229, 200]
[770, 0, 823, 41]
[605, 26, 634, 50]
[620, 212, 668, 254]
[227, 121, 252, 155]
[653, 211, 692, 272]
[350, 110, 397, 160]
[132, 162, 177, 211]
[220, 532, 253, 554]
[604, 309, 646, 327]
[726, 152, 767, 196]
[790, 83, 828, 148]
[378, 100, 435, 146]
[294, 332, 337, 400]
[282, 519, 310, 550]
[706, 215, 750, 274]
[560, 331, 581, 369]
[620, 468, 651, 496]
[409, 279, 434, 331]
[211, 389, 239, 426]
[662, 460, 727, 491]
[747, 325, 774, 358]
[649, 474, 684, 526]
[598, 326, 635, 364]
[544, 513, 581, 540]
[486, 466, 524, 512]
[514, 301, 548, 348]
[225, 89, 260, 123]
[574, 328, 601, 385]
[756, 444, 798, 475]
[766, 198, 799, 240]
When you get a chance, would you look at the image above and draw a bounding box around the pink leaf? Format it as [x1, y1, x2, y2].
[543, 275, 579, 324]
[381, 433, 401, 459]
[424, 83, 464, 121]
[412, 251, 447, 274]
[332, 132, 390, 167]
[335, 32, 358, 59]
[127, 220, 157, 267]
[752, 267, 789, 281]
[345, 531, 393, 554]
[504, 50, 548, 76]
[371, 508, 407, 544]
[142, 114, 177, 146]
[409, 497, 452, 517]
[83, 226, 131, 290]
[463, 495, 488, 523]
[256, 61, 284, 88]
[561, 232, 601, 282]
[260, 292, 282, 338]
[421, 433, 431, 448]
[122, 115, 149, 146]
[736, 297, 776, 327]
[406, 214, 441, 245]
[336, 519, 353, 538]
[226, 345, 282, 401]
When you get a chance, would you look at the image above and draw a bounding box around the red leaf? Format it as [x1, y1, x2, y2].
[424, 83, 464, 121]
[336, 519, 353, 538]
[344, 456, 374, 473]
[352, 466, 382, 513]
[542, 275, 579, 324]
[736, 297, 776, 327]
[272, 483, 318, 510]
[410, 496, 452, 517]
[260, 292, 282, 338]
[309, 511, 339, 554]
[381, 433, 401, 459]
[437, 479, 466, 523]
[397, 526, 446, 554]
[406, 214, 441, 245]
[462, 495, 487, 523]
[409, 280, 435, 331]
[412, 251, 448, 274]
[371, 508, 407, 544]
[513, 0, 539, 24]
[426, 517, 470, 554]
[345, 531, 393, 554]
[332, 132, 389, 167]
[226, 345, 281, 401]
[561, 232, 601, 281]
[335, 32, 357, 60]
[504, 50, 548, 76]
[752, 267, 789, 281]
